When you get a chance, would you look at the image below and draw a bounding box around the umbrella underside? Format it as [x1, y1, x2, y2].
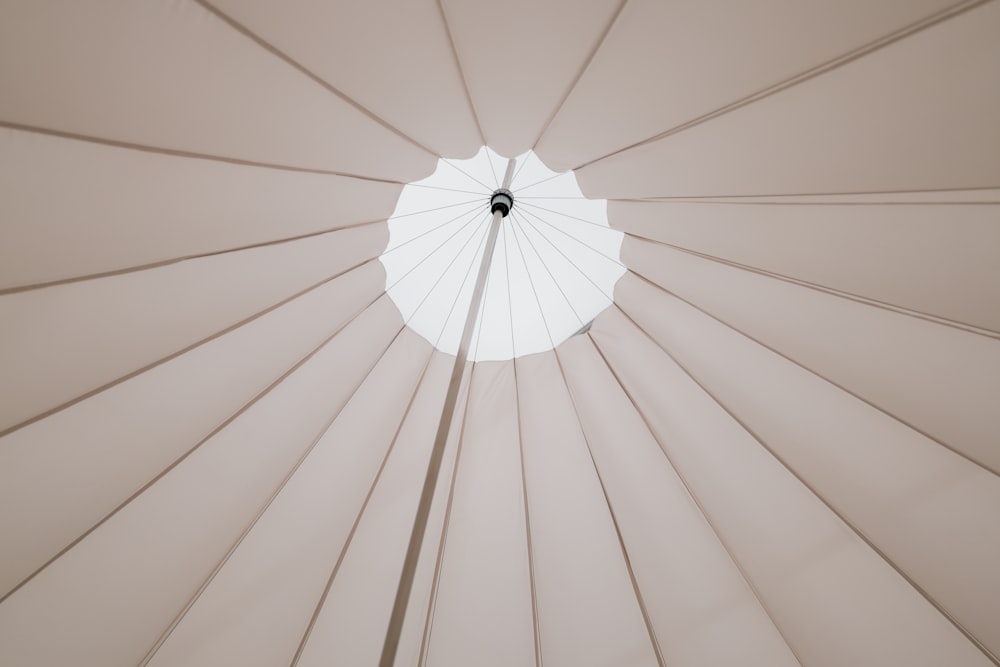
[0, 1, 998, 666]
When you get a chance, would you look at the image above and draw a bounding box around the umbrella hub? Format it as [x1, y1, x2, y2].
[490, 188, 514, 217]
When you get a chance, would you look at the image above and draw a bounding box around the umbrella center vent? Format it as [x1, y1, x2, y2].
[380, 147, 625, 361]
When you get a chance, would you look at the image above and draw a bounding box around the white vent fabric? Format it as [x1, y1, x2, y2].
[1, 1, 998, 666]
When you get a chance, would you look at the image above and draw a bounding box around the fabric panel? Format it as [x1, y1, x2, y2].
[422, 361, 536, 667]
[621, 239, 1000, 474]
[557, 337, 801, 667]
[0, 224, 386, 431]
[575, 3, 1000, 198]
[515, 351, 659, 667]
[589, 308, 993, 667]
[0, 127, 400, 289]
[608, 198, 1000, 333]
[0, 262, 385, 597]
[296, 352, 468, 667]
[0, 0, 433, 181]
[145, 329, 432, 667]
[208, 0, 482, 158]
[537, 0, 957, 170]
[616, 274, 1000, 656]
[441, 0, 622, 157]
[0, 297, 404, 667]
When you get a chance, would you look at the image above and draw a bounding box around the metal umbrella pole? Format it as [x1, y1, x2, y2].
[378, 158, 517, 667]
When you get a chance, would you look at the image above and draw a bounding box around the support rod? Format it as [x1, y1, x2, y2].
[378, 158, 516, 667]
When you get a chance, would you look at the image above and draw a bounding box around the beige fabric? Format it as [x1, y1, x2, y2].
[609, 197, 1000, 333]
[0, 224, 387, 431]
[422, 361, 536, 666]
[145, 329, 433, 667]
[0, 0, 434, 182]
[575, 1, 1000, 197]
[294, 352, 472, 667]
[515, 352, 658, 667]
[0, 262, 386, 597]
[536, 0, 961, 171]
[589, 309, 994, 666]
[207, 0, 483, 159]
[384, 354, 475, 667]
[442, 0, 624, 157]
[0, 127, 401, 290]
[621, 241, 1000, 473]
[614, 274, 1000, 653]
[1, 2, 998, 666]
[0, 297, 405, 666]
[558, 338, 801, 666]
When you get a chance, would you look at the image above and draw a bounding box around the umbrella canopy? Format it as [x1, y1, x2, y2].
[1, 1, 999, 666]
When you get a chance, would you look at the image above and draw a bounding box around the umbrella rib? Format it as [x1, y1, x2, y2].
[623, 232, 1000, 340]
[511, 214, 585, 328]
[485, 149, 501, 189]
[389, 197, 490, 220]
[193, 0, 438, 158]
[434, 217, 493, 348]
[381, 201, 485, 259]
[469, 243, 496, 360]
[508, 228, 544, 666]
[504, 225, 516, 357]
[417, 364, 478, 667]
[401, 213, 491, 326]
[622, 266, 1000, 479]
[440, 158, 495, 193]
[410, 225, 491, 665]
[0, 121, 408, 185]
[607, 303, 1000, 666]
[509, 217, 558, 347]
[433, 0, 488, 146]
[512, 172, 563, 194]
[420, 271, 495, 665]
[626, 198, 1000, 206]
[570, 0, 991, 172]
[585, 332, 807, 667]
[0, 284, 391, 605]
[516, 213, 614, 304]
[516, 200, 622, 233]
[385, 208, 486, 294]
[0, 217, 387, 296]
[508, 224, 576, 667]
[0, 256, 381, 442]
[518, 207, 626, 270]
[511, 359, 545, 667]
[138, 323, 418, 667]
[287, 346, 436, 667]
[615, 184, 1000, 202]
[406, 182, 494, 197]
[551, 347, 666, 667]
[529, 0, 629, 152]
[508, 151, 534, 191]
[515, 195, 592, 200]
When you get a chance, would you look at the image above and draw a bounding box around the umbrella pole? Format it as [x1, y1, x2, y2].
[379, 158, 517, 667]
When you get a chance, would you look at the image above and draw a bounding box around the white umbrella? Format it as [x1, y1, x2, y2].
[1, 1, 998, 666]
